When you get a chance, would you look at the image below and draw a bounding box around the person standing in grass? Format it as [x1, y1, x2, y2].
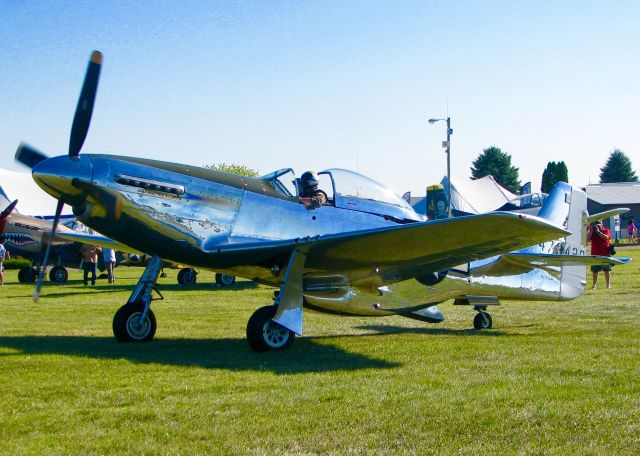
[80, 243, 102, 286]
[588, 220, 612, 289]
[0, 236, 9, 285]
[102, 247, 116, 284]
[627, 219, 637, 243]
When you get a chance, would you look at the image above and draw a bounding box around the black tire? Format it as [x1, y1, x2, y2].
[18, 267, 28, 283]
[215, 273, 236, 286]
[246, 305, 295, 352]
[177, 268, 197, 285]
[49, 266, 68, 283]
[19, 267, 37, 283]
[112, 302, 157, 342]
[473, 312, 493, 330]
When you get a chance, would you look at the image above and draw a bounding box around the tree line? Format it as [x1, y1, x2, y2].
[470, 147, 637, 194]
[207, 148, 637, 195]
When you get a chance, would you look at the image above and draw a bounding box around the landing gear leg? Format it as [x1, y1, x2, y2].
[473, 306, 493, 330]
[113, 256, 163, 342]
[246, 248, 307, 352]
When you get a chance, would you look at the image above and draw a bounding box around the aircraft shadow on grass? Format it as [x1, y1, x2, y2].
[0, 336, 399, 373]
[324, 325, 509, 338]
[6, 280, 259, 299]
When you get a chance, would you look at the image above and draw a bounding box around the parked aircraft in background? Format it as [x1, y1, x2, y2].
[0, 198, 236, 285]
[15, 51, 569, 352]
[0, 198, 86, 282]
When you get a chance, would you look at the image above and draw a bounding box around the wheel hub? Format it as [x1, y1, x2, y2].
[262, 320, 289, 348]
[126, 313, 150, 340]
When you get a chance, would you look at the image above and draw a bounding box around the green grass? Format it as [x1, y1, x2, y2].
[1, 252, 639, 455]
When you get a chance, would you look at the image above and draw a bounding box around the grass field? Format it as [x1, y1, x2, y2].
[1, 250, 639, 455]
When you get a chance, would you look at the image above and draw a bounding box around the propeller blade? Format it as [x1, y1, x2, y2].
[68, 50, 102, 157]
[0, 199, 18, 220]
[0, 199, 18, 233]
[33, 199, 65, 302]
[15, 143, 49, 169]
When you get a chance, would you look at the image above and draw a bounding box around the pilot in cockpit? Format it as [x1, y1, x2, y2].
[299, 171, 327, 209]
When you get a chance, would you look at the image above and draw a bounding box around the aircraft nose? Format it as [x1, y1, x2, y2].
[32, 155, 93, 206]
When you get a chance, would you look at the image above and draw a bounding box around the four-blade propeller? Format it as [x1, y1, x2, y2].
[15, 50, 103, 301]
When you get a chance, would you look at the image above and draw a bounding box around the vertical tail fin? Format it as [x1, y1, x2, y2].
[534, 182, 588, 298]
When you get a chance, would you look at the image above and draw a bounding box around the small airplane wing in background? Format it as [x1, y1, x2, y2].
[55, 231, 143, 254]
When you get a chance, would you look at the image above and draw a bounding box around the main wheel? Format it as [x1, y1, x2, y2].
[215, 273, 236, 286]
[18, 267, 29, 283]
[177, 268, 197, 285]
[473, 312, 493, 330]
[112, 302, 157, 342]
[19, 267, 37, 283]
[246, 305, 295, 352]
[49, 266, 69, 283]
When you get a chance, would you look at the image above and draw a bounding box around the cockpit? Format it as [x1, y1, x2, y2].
[261, 168, 421, 222]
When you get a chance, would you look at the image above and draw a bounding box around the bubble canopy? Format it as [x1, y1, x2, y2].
[323, 168, 412, 210]
[262, 167, 420, 221]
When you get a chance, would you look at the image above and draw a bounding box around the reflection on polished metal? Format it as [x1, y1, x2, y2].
[14, 51, 629, 352]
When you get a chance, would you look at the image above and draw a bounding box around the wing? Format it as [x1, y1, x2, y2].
[214, 212, 569, 287]
[55, 231, 143, 254]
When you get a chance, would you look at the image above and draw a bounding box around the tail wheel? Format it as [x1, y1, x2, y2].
[215, 273, 236, 286]
[49, 266, 69, 283]
[247, 305, 295, 352]
[113, 302, 157, 342]
[473, 312, 493, 330]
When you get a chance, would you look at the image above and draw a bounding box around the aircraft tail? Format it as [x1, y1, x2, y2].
[527, 182, 588, 298]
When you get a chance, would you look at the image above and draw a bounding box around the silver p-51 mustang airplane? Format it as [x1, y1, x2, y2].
[15, 51, 572, 351]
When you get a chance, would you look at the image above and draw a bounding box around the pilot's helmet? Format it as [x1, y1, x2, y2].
[301, 171, 319, 191]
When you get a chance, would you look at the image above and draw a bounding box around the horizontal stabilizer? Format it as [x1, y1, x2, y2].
[504, 252, 631, 269]
[587, 208, 629, 224]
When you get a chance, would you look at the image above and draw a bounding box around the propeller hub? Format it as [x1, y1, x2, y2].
[32, 155, 93, 207]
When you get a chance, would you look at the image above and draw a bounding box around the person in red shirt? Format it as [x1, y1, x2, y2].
[589, 220, 612, 289]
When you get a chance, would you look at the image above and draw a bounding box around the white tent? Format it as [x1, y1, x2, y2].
[443, 175, 518, 214]
[0, 167, 73, 217]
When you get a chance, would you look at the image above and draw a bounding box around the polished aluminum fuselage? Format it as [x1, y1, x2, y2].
[31, 154, 583, 318]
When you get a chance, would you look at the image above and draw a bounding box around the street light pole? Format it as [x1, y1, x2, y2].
[428, 116, 453, 217]
[446, 117, 451, 218]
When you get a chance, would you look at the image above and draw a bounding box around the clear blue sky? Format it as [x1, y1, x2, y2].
[1, 1, 638, 196]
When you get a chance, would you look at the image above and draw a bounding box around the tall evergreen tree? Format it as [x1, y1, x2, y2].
[556, 161, 569, 183]
[541, 162, 557, 193]
[470, 146, 521, 193]
[541, 161, 569, 193]
[599, 149, 638, 183]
